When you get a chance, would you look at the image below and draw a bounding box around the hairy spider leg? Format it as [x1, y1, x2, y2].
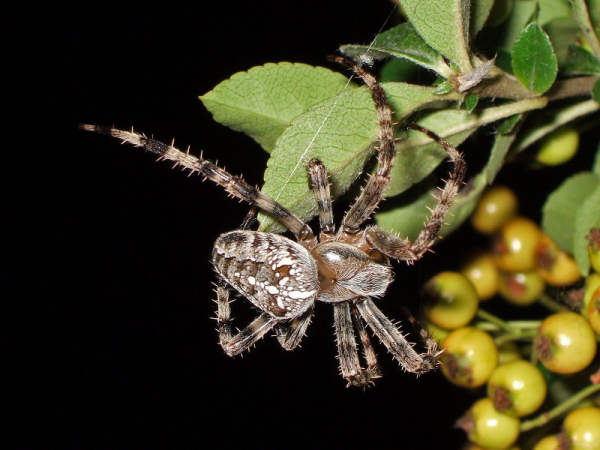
[333, 302, 365, 386]
[78, 125, 317, 249]
[327, 56, 397, 234]
[356, 297, 438, 374]
[215, 285, 280, 356]
[307, 158, 335, 239]
[275, 305, 314, 351]
[365, 124, 467, 262]
[350, 303, 381, 380]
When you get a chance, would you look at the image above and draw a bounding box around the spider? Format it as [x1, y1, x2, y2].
[81, 56, 466, 387]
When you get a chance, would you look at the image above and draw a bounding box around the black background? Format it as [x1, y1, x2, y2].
[8, 2, 597, 448]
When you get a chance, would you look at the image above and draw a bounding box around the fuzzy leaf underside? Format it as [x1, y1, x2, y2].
[542, 172, 600, 275]
[501, 0, 538, 50]
[259, 82, 462, 232]
[400, 0, 472, 72]
[512, 23, 558, 95]
[470, 0, 494, 36]
[200, 63, 351, 153]
[340, 22, 451, 77]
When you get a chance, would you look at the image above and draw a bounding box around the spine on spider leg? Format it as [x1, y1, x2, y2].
[327, 56, 396, 231]
[79, 124, 311, 239]
[409, 124, 467, 256]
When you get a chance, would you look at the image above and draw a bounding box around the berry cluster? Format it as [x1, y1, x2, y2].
[421, 185, 600, 449]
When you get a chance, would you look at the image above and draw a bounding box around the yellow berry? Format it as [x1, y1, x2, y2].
[461, 251, 500, 301]
[534, 312, 597, 374]
[498, 270, 545, 306]
[587, 287, 600, 334]
[533, 435, 560, 450]
[492, 217, 542, 272]
[563, 407, 600, 450]
[536, 126, 579, 166]
[441, 327, 498, 388]
[535, 235, 581, 286]
[472, 186, 519, 235]
[422, 272, 479, 330]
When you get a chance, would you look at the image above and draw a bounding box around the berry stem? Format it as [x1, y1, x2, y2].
[475, 310, 540, 345]
[476, 310, 519, 333]
[537, 293, 570, 313]
[520, 382, 600, 431]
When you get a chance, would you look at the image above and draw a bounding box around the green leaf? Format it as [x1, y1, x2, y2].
[433, 80, 454, 95]
[542, 172, 600, 254]
[495, 49, 513, 74]
[399, 0, 473, 72]
[511, 23, 558, 95]
[593, 79, 600, 103]
[375, 180, 443, 241]
[259, 82, 461, 232]
[501, 0, 537, 50]
[485, 130, 519, 182]
[544, 17, 581, 67]
[465, 93, 478, 114]
[574, 182, 600, 275]
[471, 0, 495, 35]
[379, 57, 419, 83]
[200, 63, 351, 153]
[571, 0, 600, 60]
[340, 23, 452, 77]
[590, 0, 600, 33]
[563, 45, 600, 75]
[387, 111, 474, 198]
[594, 141, 600, 174]
[497, 114, 521, 135]
[538, 0, 572, 26]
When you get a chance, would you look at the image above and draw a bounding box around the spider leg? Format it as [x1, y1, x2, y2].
[307, 158, 335, 240]
[239, 205, 259, 231]
[275, 305, 314, 351]
[328, 56, 396, 233]
[350, 303, 382, 381]
[215, 285, 280, 356]
[333, 302, 364, 386]
[356, 297, 439, 375]
[80, 125, 316, 247]
[365, 126, 466, 262]
[400, 307, 442, 358]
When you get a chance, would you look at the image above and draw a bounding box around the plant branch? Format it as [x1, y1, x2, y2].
[476, 309, 519, 333]
[475, 310, 540, 345]
[537, 293, 570, 313]
[478, 74, 599, 101]
[545, 76, 599, 101]
[520, 382, 600, 431]
[513, 99, 600, 152]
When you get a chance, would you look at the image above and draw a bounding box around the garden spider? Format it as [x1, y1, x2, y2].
[81, 56, 466, 387]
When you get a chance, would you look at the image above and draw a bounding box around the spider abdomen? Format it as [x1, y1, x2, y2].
[212, 231, 318, 319]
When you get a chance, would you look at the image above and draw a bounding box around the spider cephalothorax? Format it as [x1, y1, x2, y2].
[81, 56, 466, 386]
